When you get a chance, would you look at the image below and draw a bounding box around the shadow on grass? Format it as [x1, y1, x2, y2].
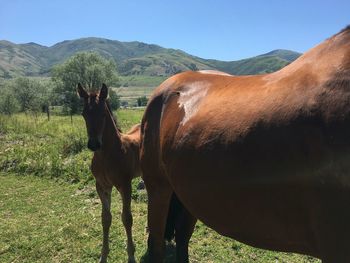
[140, 242, 177, 263]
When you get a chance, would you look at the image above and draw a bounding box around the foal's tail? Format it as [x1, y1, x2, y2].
[164, 193, 185, 241]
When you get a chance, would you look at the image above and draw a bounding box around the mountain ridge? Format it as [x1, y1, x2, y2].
[0, 37, 301, 79]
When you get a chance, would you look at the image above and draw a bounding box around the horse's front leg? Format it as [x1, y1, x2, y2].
[96, 182, 112, 263]
[120, 182, 136, 263]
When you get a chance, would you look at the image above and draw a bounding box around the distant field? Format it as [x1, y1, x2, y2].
[118, 75, 166, 87]
[115, 75, 165, 106]
[114, 86, 155, 106]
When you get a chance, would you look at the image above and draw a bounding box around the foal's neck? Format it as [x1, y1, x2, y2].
[100, 105, 122, 153]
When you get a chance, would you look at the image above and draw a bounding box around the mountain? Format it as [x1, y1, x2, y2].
[0, 41, 44, 77]
[257, 49, 301, 62]
[0, 38, 301, 79]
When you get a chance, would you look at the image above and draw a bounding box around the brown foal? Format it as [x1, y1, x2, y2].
[78, 83, 141, 263]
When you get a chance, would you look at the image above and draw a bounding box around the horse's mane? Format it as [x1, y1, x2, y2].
[322, 25, 350, 42]
[338, 25, 350, 34]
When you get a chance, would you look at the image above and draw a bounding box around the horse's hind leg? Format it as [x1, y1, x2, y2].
[175, 207, 197, 263]
[320, 238, 350, 263]
[321, 250, 350, 263]
[120, 182, 136, 263]
[144, 172, 173, 263]
[96, 182, 112, 263]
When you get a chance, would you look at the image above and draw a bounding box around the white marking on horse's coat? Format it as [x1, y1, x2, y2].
[178, 81, 210, 125]
[198, 70, 232, 76]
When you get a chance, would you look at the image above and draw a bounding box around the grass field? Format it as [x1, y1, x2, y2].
[115, 75, 165, 106]
[114, 86, 155, 106]
[118, 75, 167, 87]
[0, 111, 320, 263]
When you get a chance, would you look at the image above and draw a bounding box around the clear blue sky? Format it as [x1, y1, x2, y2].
[1, 0, 349, 61]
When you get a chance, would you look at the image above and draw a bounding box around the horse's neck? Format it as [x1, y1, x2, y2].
[101, 106, 122, 153]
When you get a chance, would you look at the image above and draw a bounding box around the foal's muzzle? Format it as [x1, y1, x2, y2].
[87, 138, 101, 151]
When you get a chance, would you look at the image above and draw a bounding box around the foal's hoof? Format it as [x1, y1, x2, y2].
[128, 257, 136, 263]
[99, 257, 107, 263]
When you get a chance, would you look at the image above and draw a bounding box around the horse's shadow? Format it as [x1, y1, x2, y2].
[139, 241, 177, 263]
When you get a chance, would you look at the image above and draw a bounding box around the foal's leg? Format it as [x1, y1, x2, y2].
[96, 182, 112, 263]
[119, 182, 136, 263]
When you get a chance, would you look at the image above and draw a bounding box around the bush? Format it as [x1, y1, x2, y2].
[137, 96, 148, 107]
[0, 113, 92, 184]
[0, 92, 19, 115]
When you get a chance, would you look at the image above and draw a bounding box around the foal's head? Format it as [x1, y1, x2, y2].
[77, 83, 109, 151]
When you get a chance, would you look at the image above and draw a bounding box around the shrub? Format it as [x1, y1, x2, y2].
[137, 96, 148, 107]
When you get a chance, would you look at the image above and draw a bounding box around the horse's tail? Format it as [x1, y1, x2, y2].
[164, 193, 184, 241]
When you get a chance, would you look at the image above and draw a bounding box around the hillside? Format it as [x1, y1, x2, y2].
[0, 37, 301, 79]
[0, 41, 44, 77]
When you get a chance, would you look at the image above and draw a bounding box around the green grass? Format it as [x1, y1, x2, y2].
[0, 112, 320, 262]
[0, 173, 148, 263]
[0, 110, 144, 185]
[0, 173, 320, 263]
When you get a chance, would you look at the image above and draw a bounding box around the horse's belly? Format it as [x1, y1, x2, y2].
[162, 110, 350, 255]
[166, 155, 350, 256]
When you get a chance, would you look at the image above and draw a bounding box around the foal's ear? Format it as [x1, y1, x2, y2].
[99, 83, 108, 100]
[77, 83, 88, 99]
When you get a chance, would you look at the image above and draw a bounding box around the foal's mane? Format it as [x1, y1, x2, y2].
[105, 99, 122, 133]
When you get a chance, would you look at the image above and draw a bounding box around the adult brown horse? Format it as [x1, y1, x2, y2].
[140, 26, 350, 263]
[78, 83, 141, 263]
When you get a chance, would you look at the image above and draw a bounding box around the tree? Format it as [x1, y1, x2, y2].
[37, 78, 54, 120]
[137, 96, 148, 107]
[11, 77, 37, 112]
[0, 77, 53, 118]
[10, 77, 50, 114]
[109, 89, 121, 111]
[51, 52, 118, 115]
